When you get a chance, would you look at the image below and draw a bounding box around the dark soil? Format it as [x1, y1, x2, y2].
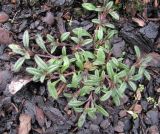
[0, 0, 160, 134]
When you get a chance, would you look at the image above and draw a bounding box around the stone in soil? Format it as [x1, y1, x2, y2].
[147, 52, 160, 67]
[43, 107, 66, 125]
[148, 125, 159, 134]
[89, 124, 100, 132]
[120, 22, 159, 52]
[119, 110, 127, 118]
[0, 70, 12, 93]
[100, 119, 110, 129]
[43, 12, 54, 25]
[0, 12, 9, 23]
[0, 28, 13, 44]
[114, 121, 125, 133]
[145, 110, 159, 125]
[111, 37, 125, 58]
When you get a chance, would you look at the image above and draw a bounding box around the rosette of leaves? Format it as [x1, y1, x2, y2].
[82, 1, 119, 41]
[8, 2, 152, 128]
[9, 31, 30, 72]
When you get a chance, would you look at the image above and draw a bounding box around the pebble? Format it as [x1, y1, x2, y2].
[90, 113, 103, 125]
[0, 70, 12, 93]
[0, 28, 13, 44]
[43, 12, 54, 25]
[119, 110, 127, 118]
[120, 95, 129, 105]
[112, 37, 125, 58]
[89, 124, 100, 132]
[148, 125, 159, 134]
[114, 121, 124, 133]
[0, 12, 9, 23]
[146, 110, 159, 125]
[100, 119, 110, 129]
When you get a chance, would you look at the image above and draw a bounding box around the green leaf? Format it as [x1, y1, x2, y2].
[78, 112, 86, 128]
[107, 30, 117, 39]
[109, 11, 119, 20]
[34, 55, 48, 70]
[134, 46, 141, 59]
[106, 62, 114, 79]
[23, 30, 29, 48]
[26, 67, 42, 76]
[118, 82, 127, 94]
[96, 104, 109, 117]
[105, 1, 113, 9]
[72, 27, 91, 37]
[71, 37, 79, 44]
[61, 56, 70, 72]
[104, 23, 115, 29]
[73, 107, 84, 113]
[51, 46, 57, 54]
[60, 75, 67, 83]
[69, 72, 82, 88]
[68, 99, 84, 107]
[47, 34, 55, 42]
[9, 44, 25, 56]
[36, 34, 48, 53]
[13, 57, 25, 72]
[112, 57, 119, 66]
[80, 86, 93, 96]
[86, 108, 96, 119]
[75, 53, 84, 70]
[132, 74, 142, 81]
[92, 19, 100, 24]
[100, 90, 112, 101]
[82, 3, 96, 11]
[82, 39, 93, 46]
[47, 80, 58, 99]
[96, 47, 105, 64]
[98, 26, 103, 40]
[40, 74, 46, 83]
[144, 70, 151, 80]
[61, 32, 70, 42]
[129, 66, 136, 75]
[113, 93, 121, 106]
[128, 81, 137, 91]
[47, 64, 60, 73]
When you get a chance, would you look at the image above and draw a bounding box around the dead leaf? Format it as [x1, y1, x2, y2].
[154, 0, 158, 7]
[18, 114, 31, 134]
[133, 104, 142, 114]
[0, 12, 9, 23]
[132, 17, 146, 27]
[143, 0, 150, 4]
[8, 78, 31, 94]
[146, 52, 160, 67]
[135, 90, 142, 101]
[35, 106, 45, 127]
[0, 28, 13, 44]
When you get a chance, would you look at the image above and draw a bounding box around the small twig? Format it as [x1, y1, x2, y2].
[148, 18, 160, 21]
[57, 83, 66, 96]
[51, 72, 74, 79]
[37, 54, 60, 59]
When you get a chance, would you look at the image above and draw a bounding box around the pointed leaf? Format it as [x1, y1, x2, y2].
[13, 57, 25, 72]
[36, 34, 48, 53]
[100, 90, 112, 101]
[61, 32, 70, 42]
[34, 55, 48, 70]
[23, 30, 29, 48]
[78, 112, 86, 128]
[47, 80, 58, 99]
[82, 3, 96, 11]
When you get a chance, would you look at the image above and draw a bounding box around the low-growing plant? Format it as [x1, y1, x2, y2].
[9, 0, 152, 128]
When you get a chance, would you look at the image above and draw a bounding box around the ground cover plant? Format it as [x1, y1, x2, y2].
[8, 0, 153, 128]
